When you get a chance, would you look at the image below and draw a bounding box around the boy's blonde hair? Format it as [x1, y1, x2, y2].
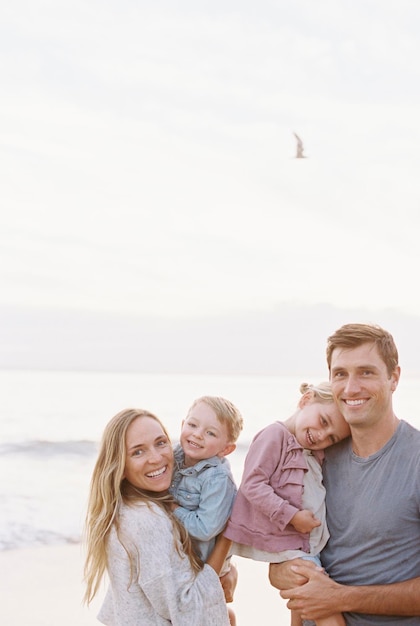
[187, 396, 243, 442]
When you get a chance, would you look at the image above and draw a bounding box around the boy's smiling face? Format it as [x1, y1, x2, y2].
[180, 400, 235, 467]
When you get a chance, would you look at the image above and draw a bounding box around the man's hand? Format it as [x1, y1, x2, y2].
[280, 563, 342, 620]
[220, 563, 238, 603]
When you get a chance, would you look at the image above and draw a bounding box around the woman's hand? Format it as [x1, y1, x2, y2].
[220, 562, 238, 603]
[207, 535, 232, 575]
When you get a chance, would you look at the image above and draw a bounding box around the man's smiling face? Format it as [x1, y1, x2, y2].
[330, 342, 399, 429]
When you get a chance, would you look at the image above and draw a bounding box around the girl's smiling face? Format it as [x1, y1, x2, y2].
[123, 416, 174, 492]
[293, 398, 350, 450]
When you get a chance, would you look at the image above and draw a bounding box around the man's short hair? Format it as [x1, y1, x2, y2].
[326, 323, 399, 377]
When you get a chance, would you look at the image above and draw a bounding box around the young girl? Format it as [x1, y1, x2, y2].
[224, 382, 350, 626]
[84, 408, 231, 625]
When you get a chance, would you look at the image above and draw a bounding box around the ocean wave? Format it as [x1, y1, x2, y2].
[0, 439, 250, 458]
[0, 438, 249, 552]
[235, 441, 250, 454]
[0, 525, 81, 551]
[0, 439, 98, 457]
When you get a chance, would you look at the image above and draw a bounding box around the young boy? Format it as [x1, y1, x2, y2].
[170, 395, 243, 625]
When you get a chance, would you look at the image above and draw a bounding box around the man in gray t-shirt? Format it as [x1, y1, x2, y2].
[269, 323, 420, 625]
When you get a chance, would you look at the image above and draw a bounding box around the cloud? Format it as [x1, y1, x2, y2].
[1, 0, 420, 320]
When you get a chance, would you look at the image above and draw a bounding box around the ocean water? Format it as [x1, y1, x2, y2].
[1, 369, 418, 551]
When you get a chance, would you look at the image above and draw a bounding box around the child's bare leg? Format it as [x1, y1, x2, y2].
[290, 608, 303, 626]
[228, 606, 236, 625]
[315, 613, 346, 626]
[290, 611, 345, 626]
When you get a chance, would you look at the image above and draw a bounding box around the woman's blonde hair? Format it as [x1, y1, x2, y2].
[83, 408, 202, 605]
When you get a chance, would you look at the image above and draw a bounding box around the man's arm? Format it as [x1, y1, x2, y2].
[279, 564, 420, 621]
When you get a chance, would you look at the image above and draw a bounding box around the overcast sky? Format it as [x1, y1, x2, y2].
[2, 0, 420, 320]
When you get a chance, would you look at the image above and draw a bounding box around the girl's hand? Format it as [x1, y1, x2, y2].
[290, 509, 321, 533]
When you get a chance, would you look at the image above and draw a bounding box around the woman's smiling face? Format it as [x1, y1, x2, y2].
[123, 416, 174, 492]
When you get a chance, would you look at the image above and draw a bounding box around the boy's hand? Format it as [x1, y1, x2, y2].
[290, 509, 321, 533]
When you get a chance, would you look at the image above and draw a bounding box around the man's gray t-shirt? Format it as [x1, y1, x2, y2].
[318, 420, 420, 625]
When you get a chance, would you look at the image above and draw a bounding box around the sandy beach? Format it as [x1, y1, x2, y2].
[0, 543, 291, 625]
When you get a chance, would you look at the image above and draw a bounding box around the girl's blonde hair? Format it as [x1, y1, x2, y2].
[299, 381, 334, 403]
[83, 408, 202, 605]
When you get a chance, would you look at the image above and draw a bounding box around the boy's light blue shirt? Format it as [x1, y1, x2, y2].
[170, 443, 237, 561]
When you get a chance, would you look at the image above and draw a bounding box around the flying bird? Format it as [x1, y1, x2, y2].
[293, 132, 306, 158]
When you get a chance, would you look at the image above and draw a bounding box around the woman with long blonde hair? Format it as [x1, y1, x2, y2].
[84, 408, 230, 625]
